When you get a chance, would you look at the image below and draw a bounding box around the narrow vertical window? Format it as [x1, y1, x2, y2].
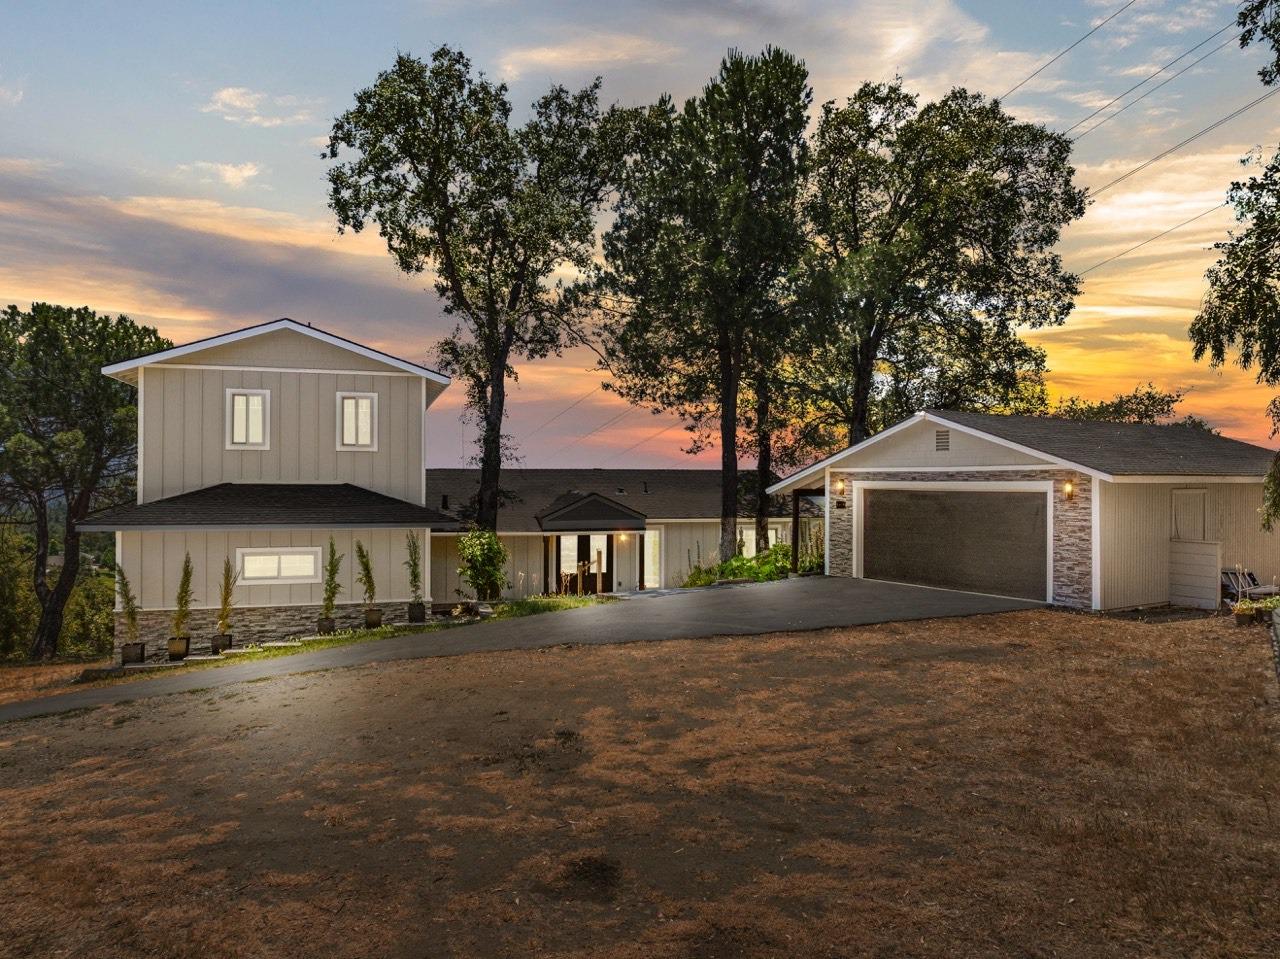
[225, 389, 270, 449]
[336, 392, 378, 450]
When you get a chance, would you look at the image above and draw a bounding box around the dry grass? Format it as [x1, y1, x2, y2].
[0, 659, 109, 706]
[0, 609, 1277, 958]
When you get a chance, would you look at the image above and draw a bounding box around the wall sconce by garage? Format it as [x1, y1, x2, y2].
[835, 478, 846, 495]
[1062, 480, 1075, 502]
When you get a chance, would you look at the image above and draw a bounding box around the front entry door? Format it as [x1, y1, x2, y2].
[557, 534, 613, 594]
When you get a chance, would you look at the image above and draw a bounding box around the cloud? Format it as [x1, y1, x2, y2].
[201, 86, 314, 128]
[177, 161, 264, 189]
[0, 79, 22, 106]
[500, 32, 680, 78]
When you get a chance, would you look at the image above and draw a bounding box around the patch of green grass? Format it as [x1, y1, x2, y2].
[489, 594, 611, 619]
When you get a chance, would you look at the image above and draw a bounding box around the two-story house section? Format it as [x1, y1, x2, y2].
[81, 318, 459, 661]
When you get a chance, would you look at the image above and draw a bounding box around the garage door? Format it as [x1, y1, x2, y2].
[863, 489, 1047, 601]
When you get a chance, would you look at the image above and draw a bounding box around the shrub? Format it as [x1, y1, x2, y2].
[457, 529, 508, 601]
[116, 565, 139, 645]
[322, 536, 344, 618]
[217, 556, 238, 634]
[354, 540, 376, 609]
[404, 532, 424, 604]
[61, 571, 115, 657]
[0, 526, 38, 658]
[171, 552, 194, 638]
[680, 543, 793, 588]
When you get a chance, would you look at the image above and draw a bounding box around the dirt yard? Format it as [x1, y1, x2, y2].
[0, 609, 1277, 958]
[0, 659, 109, 706]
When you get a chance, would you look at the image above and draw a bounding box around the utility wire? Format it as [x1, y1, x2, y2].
[598, 419, 682, 466]
[1077, 201, 1230, 276]
[522, 384, 601, 440]
[542, 405, 635, 463]
[1092, 86, 1280, 196]
[1073, 31, 1242, 140]
[1002, 0, 1144, 99]
[1062, 22, 1235, 135]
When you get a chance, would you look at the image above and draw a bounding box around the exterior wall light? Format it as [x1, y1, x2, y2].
[1063, 480, 1075, 502]
[835, 478, 846, 495]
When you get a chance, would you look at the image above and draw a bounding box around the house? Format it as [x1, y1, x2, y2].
[81, 319, 459, 660]
[425, 468, 823, 599]
[768, 410, 1280, 610]
[82, 318, 820, 662]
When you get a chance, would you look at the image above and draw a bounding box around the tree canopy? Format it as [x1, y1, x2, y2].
[325, 47, 621, 529]
[0, 303, 168, 659]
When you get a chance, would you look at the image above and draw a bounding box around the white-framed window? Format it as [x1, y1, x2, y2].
[336, 391, 378, 451]
[225, 388, 270, 450]
[235, 546, 322, 585]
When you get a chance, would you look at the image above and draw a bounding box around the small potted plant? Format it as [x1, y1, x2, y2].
[1234, 598, 1256, 627]
[168, 551, 194, 660]
[116, 566, 145, 664]
[211, 556, 238, 654]
[405, 532, 427, 623]
[319, 536, 343, 634]
[355, 539, 380, 628]
[1256, 596, 1277, 626]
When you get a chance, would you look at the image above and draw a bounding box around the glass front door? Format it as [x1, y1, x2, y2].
[556, 534, 613, 594]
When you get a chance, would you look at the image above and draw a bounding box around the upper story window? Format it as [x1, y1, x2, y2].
[336, 392, 378, 451]
[226, 388, 270, 450]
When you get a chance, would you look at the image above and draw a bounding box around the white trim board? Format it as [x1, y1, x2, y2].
[102, 318, 451, 385]
[144, 362, 419, 378]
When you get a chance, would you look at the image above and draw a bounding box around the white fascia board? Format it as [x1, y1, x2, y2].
[766, 413, 928, 495]
[102, 318, 451, 386]
[1107, 474, 1267, 484]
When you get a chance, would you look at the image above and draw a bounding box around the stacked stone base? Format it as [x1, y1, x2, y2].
[113, 602, 414, 663]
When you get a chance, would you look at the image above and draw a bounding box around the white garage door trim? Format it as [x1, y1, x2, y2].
[849, 479, 1055, 604]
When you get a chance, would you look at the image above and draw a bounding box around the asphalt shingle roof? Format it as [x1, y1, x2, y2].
[425, 468, 814, 533]
[928, 410, 1276, 476]
[78, 483, 459, 531]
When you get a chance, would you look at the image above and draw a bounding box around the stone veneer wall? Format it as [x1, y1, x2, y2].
[826, 469, 1093, 608]
[113, 601, 411, 663]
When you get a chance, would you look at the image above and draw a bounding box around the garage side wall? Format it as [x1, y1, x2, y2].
[831, 469, 1093, 608]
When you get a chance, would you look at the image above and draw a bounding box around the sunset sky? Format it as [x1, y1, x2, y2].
[3, 0, 1279, 466]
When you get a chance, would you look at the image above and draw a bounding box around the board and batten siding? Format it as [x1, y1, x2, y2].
[118, 528, 426, 610]
[140, 366, 424, 504]
[1100, 480, 1276, 608]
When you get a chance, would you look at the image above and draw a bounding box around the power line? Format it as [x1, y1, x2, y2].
[1062, 22, 1235, 136]
[1073, 31, 1242, 141]
[1092, 86, 1280, 196]
[1002, 0, 1144, 100]
[541, 405, 635, 463]
[522, 384, 600, 440]
[1077, 201, 1230, 276]
[598, 419, 682, 466]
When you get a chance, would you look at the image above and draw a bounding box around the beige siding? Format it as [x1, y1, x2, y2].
[839, 419, 1046, 469]
[431, 535, 549, 602]
[1169, 539, 1221, 609]
[1099, 481, 1171, 609]
[656, 522, 722, 585]
[1210, 483, 1280, 584]
[141, 366, 423, 503]
[119, 528, 427, 610]
[155, 328, 409, 373]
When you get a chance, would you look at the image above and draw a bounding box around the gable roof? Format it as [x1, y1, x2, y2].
[426, 468, 816, 533]
[101, 318, 450, 386]
[768, 410, 1276, 494]
[78, 483, 459, 531]
[535, 491, 647, 531]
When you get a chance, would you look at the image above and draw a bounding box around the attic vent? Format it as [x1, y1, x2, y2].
[615, 487, 626, 495]
[440, 494, 450, 511]
[935, 429, 951, 452]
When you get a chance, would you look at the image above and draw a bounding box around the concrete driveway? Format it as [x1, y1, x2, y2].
[0, 577, 1039, 722]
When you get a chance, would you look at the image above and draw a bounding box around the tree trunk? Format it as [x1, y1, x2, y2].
[753, 381, 772, 549]
[848, 328, 880, 445]
[718, 333, 740, 564]
[29, 519, 80, 660]
[475, 358, 508, 532]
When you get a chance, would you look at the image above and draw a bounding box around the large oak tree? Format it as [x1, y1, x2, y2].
[795, 81, 1086, 446]
[0, 303, 168, 659]
[325, 47, 620, 529]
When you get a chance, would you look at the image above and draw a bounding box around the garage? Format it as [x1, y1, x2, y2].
[862, 488, 1048, 601]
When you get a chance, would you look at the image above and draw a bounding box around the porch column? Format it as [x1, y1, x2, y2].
[790, 491, 801, 573]
[638, 532, 645, 590]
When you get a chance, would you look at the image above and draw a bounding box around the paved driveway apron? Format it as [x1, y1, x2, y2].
[0, 577, 1039, 722]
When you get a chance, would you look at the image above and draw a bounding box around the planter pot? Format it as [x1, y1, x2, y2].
[167, 637, 190, 662]
[1236, 611, 1255, 627]
[317, 616, 336, 635]
[1256, 607, 1272, 625]
[210, 634, 232, 655]
[364, 608, 383, 629]
[120, 641, 147, 665]
[407, 601, 427, 624]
